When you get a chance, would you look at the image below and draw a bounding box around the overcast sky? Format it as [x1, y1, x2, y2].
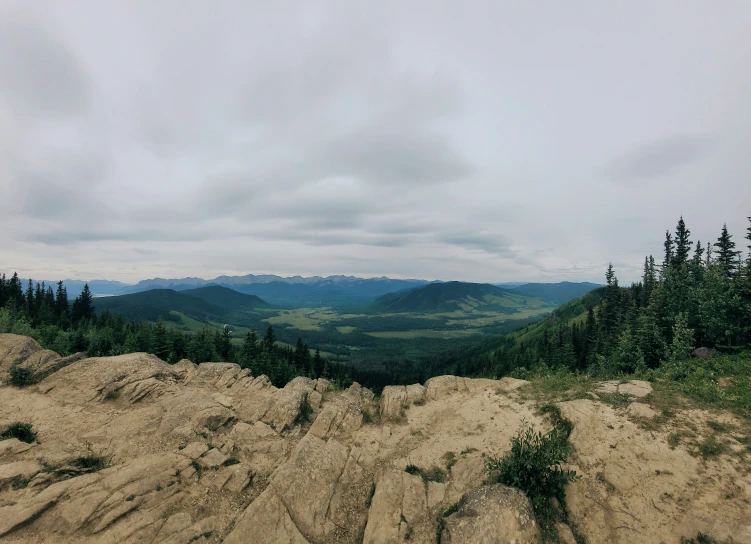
[2, 1, 750, 284]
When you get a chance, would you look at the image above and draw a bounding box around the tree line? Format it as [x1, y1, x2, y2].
[0, 275, 356, 387]
[460, 215, 751, 378]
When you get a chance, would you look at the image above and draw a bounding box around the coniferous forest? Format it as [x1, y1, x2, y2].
[2, 214, 750, 393]
[444, 215, 751, 383]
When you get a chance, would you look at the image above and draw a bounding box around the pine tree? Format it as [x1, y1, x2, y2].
[673, 216, 691, 267]
[294, 338, 306, 370]
[313, 349, 324, 378]
[691, 240, 704, 276]
[714, 224, 740, 277]
[151, 319, 170, 361]
[216, 325, 232, 360]
[262, 326, 277, 353]
[240, 330, 259, 369]
[71, 284, 94, 324]
[662, 231, 674, 275]
[55, 281, 69, 321]
[641, 256, 656, 305]
[705, 241, 713, 269]
[25, 280, 34, 316]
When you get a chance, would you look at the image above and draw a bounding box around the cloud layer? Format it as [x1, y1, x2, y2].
[2, 1, 750, 283]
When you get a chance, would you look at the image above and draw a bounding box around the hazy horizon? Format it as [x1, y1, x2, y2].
[2, 1, 750, 285]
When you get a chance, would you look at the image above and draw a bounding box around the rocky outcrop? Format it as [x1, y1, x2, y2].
[363, 468, 443, 543]
[440, 484, 539, 543]
[595, 379, 652, 398]
[309, 386, 366, 439]
[225, 433, 371, 543]
[1, 333, 749, 544]
[38, 352, 181, 405]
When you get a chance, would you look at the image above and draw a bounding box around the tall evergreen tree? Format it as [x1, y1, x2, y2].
[714, 224, 740, 277]
[151, 319, 170, 361]
[691, 240, 704, 275]
[55, 281, 69, 319]
[662, 231, 674, 274]
[25, 280, 34, 315]
[216, 325, 232, 360]
[262, 325, 277, 353]
[673, 216, 691, 267]
[71, 284, 94, 324]
[240, 330, 259, 369]
[313, 349, 324, 377]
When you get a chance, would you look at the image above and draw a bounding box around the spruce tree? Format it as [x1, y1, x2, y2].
[262, 326, 277, 353]
[151, 319, 170, 361]
[313, 349, 324, 378]
[25, 280, 34, 316]
[662, 231, 674, 274]
[55, 281, 69, 320]
[241, 330, 259, 369]
[673, 216, 691, 267]
[294, 338, 306, 370]
[714, 224, 740, 277]
[216, 326, 232, 360]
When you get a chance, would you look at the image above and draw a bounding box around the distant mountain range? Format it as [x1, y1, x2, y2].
[26, 274, 602, 309]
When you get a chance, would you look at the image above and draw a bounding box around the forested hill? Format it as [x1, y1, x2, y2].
[510, 282, 602, 305]
[446, 216, 751, 379]
[181, 285, 270, 310]
[92, 286, 269, 323]
[373, 281, 554, 313]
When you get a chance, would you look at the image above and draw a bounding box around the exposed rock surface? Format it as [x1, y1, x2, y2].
[595, 379, 653, 398]
[440, 484, 539, 543]
[1, 333, 750, 543]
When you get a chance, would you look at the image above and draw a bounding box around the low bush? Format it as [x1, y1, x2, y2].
[485, 413, 580, 542]
[1, 422, 37, 443]
[8, 365, 36, 387]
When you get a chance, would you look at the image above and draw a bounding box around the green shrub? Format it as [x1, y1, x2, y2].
[362, 407, 373, 424]
[1, 422, 37, 443]
[485, 417, 579, 540]
[8, 365, 35, 387]
[222, 457, 241, 467]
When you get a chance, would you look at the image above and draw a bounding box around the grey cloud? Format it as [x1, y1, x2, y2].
[605, 135, 711, 183]
[4, 1, 750, 284]
[317, 126, 472, 186]
[0, 11, 89, 117]
[437, 232, 514, 255]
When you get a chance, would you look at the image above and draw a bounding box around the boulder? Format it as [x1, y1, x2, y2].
[596, 380, 652, 399]
[315, 378, 333, 393]
[440, 484, 539, 543]
[261, 381, 310, 432]
[309, 389, 364, 439]
[692, 347, 714, 360]
[380, 385, 408, 418]
[363, 468, 431, 544]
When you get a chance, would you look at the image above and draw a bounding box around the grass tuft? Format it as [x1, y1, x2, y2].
[1, 422, 37, 443]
